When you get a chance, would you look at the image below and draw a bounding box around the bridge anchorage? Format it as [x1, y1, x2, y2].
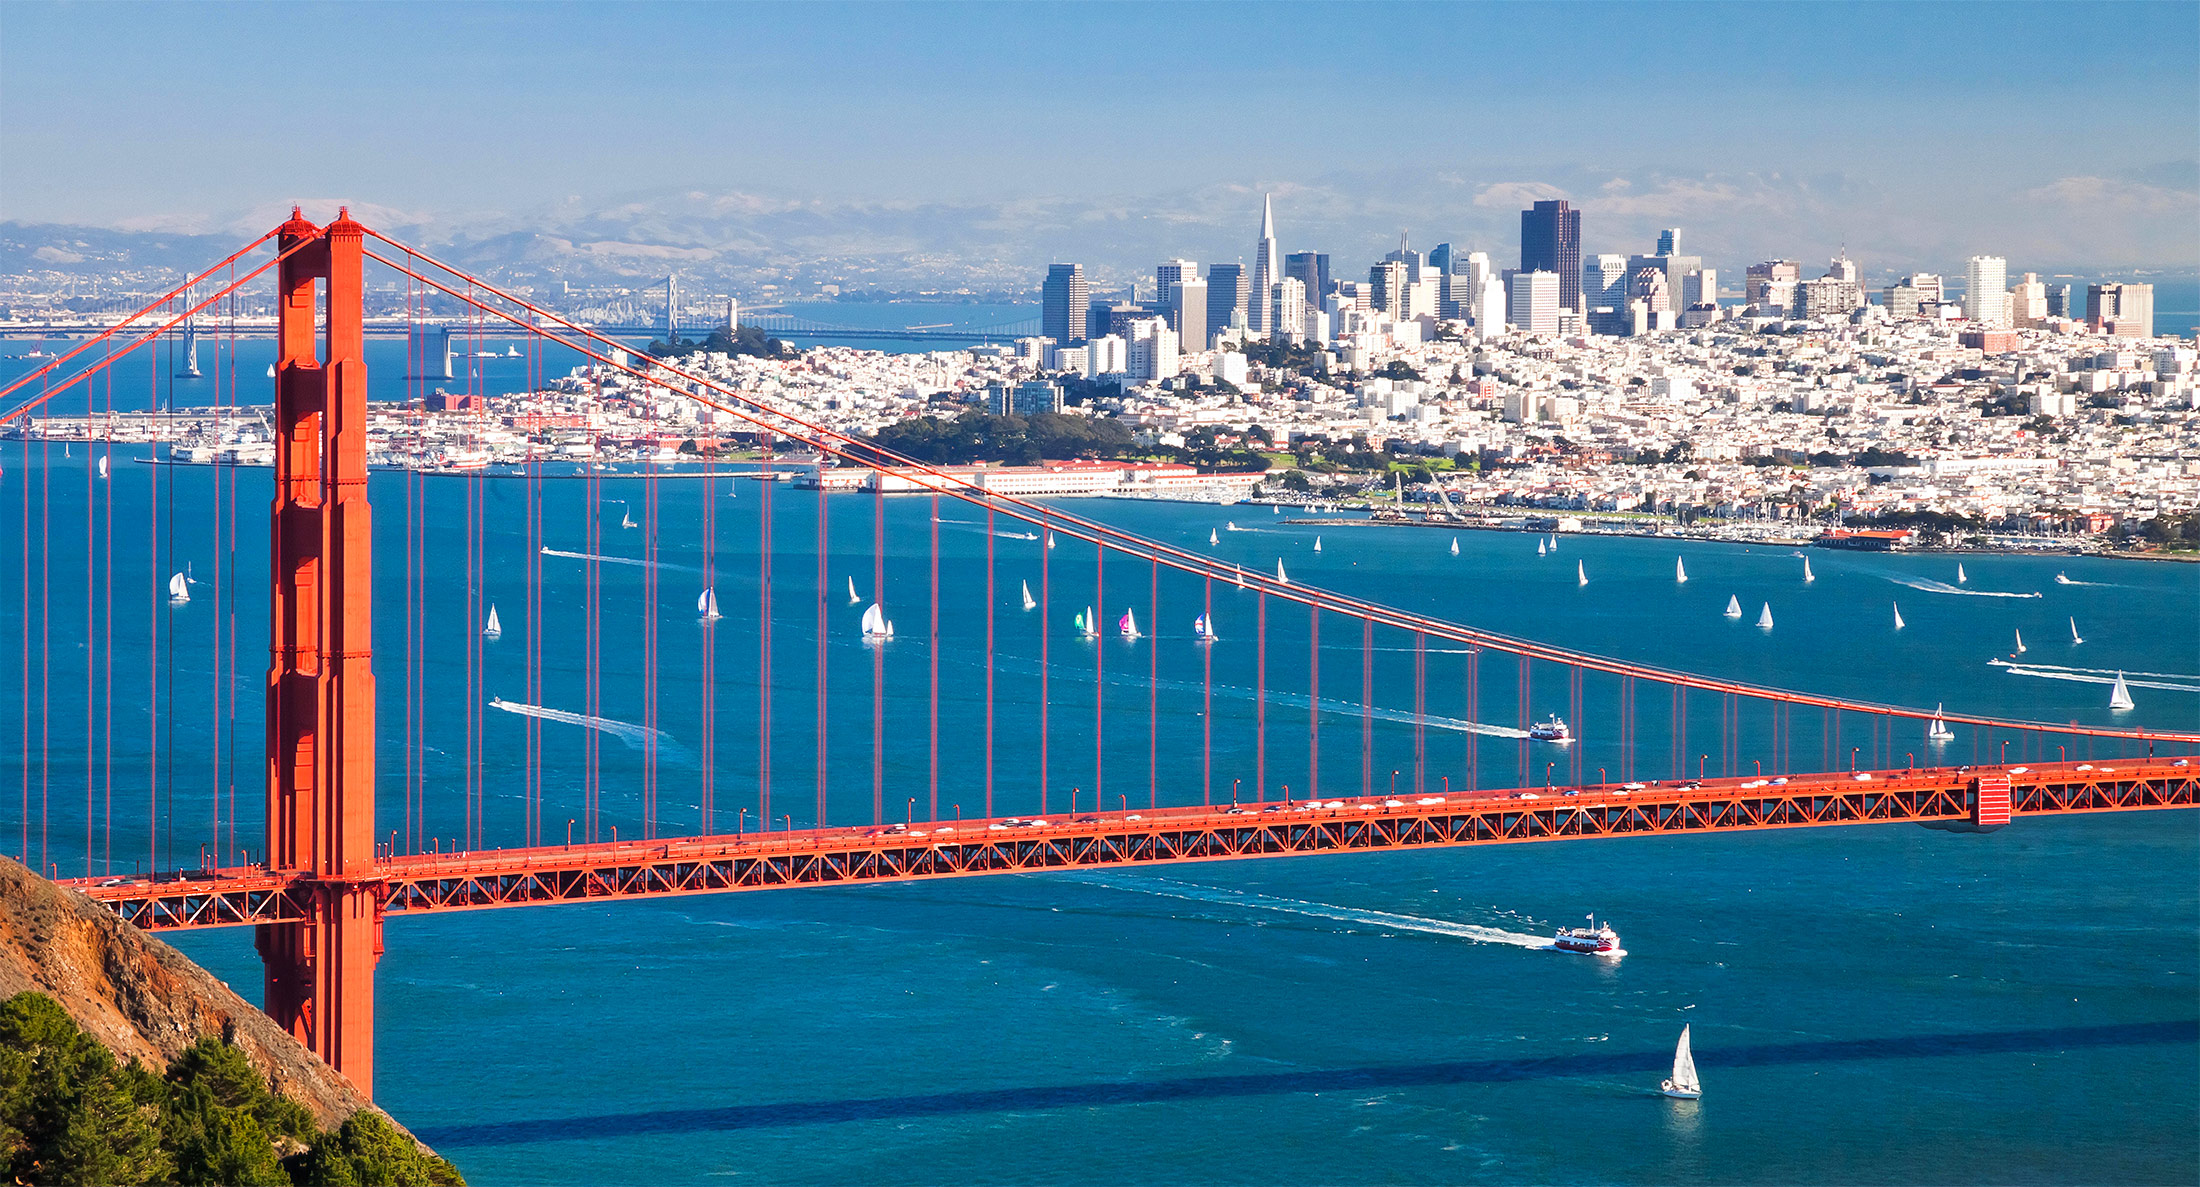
[3, 210, 2193, 1101]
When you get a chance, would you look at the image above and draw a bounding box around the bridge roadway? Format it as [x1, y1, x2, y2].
[71, 758, 2197, 932]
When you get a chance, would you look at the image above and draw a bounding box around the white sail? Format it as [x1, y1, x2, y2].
[264, 363, 276, 379]
[1272, 504, 1279, 514]
[1663, 1025, 1702, 1097]
[1892, 602, 1906, 630]
[1083, 607, 1097, 637]
[861, 603, 889, 637]
[1548, 534, 1558, 551]
[1450, 537, 1460, 556]
[2108, 672, 2135, 711]
[1756, 602, 1774, 629]
[1927, 704, 1953, 742]
[1021, 580, 1036, 611]
[1046, 532, 1056, 550]
[1577, 560, 1587, 587]
[1313, 535, 1322, 553]
[1193, 613, 1215, 639]
[1209, 529, 1219, 545]
[1119, 608, 1140, 638]
[1956, 563, 1968, 584]
[697, 588, 720, 620]
[1537, 537, 1547, 556]
[847, 576, 861, 605]
[1802, 556, 1815, 583]
[1275, 559, 1289, 585]
[1724, 595, 1742, 618]
[2068, 617, 2083, 645]
[96, 455, 109, 479]
[2014, 628, 2026, 654]
[483, 605, 502, 639]
[167, 572, 190, 603]
[621, 509, 636, 529]
[1675, 556, 1688, 583]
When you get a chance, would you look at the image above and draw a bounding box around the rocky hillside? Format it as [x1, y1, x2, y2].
[0, 856, 386, 1133]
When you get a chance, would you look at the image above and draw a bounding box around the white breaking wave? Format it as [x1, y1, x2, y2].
[1067, 873, 1557, 951]
[539, 547, 695, 572]
[1883, 574, 2040, 599]
[1990, 662, 2200, 693]
[490, 698, 688, 755]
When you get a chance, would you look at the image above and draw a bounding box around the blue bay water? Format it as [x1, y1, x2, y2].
[0, 347, 2196, 1183]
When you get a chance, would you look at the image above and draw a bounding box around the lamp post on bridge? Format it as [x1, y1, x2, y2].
[565, 819, 574, 849]
[1545, 762, 1554, 790]
[738, 808, 747, 837]
[1851, 747, 1861, 772]
[1699, 754, 1707, 782]
[907, 798, 915, 826]
[1232, 778, 1241, 807]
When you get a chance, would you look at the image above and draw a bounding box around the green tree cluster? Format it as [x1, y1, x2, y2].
[859, 411, 1270, 473]
[0, 993, 462, 1187]
[646, 324, 789, 360]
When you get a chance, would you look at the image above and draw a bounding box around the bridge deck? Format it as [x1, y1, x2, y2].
[70, 760, 2197, 932]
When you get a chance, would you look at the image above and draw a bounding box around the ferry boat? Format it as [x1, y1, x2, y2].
[1553, 916, 1620, 955]
[1528, 714, 1573, 743]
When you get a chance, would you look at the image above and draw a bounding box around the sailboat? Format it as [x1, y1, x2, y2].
[1118, 608, 1141, 639]
[1675, 557, 1688, 583]
[1802, 556, 1815, 583]
[1313, 535, 1322, 553]
[1956, 563, 1968, 585]
[1756, 602, 1774, 630]
[1537, 537, 1547, 557]
[2108, 672, 2135, 711]
[2069, 617, 2084, 645]
[1723, 595, 1742, 619]
[1192, 613, 1217, 641]
[1660, 1026, 1703, 1099]
[1576, 560, 1587, 587]
[1209, 528, 1219, 546]
[1046, 532, 1056, 550]
[1450, 538, 1460, 556]
[167, 572, 190, 604]
[860, 603, 893, 640]
[846, 576, 861, 606]
[1548, 534, 1558, 552]
[620, 507, 637, 529]
[2013, 627, 2027, 655]
[1275, 559, 1289, 585]
[1892, 602, 1906, 630]
[483, 605, 502, 640]
[96, 455, 109, 479]
[697, 588, 720, 620]
[1927, 704, 1954, 742]
[263, 363, 276, 379]
[1021, 580, 1036, 611]
[1076, 607, 1098, 639]
[1272, 504, 1279, 515]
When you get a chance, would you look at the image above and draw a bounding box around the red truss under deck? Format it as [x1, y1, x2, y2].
[74, 760, 2197, 932]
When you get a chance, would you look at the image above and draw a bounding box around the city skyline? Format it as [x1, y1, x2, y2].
[1, 2, 2195, 283]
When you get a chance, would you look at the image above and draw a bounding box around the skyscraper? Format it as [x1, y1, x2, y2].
[2087, 282, 2154, 337]
[1583, 254, 1629, 334]
[1269, 277, 1307, 341]
[1428, 242, 1455, 276]
[1746, 260, 1801, 307]
[1655, 229, 1681, 256]
[1042, 263, 1089, 346]
[1284, 251, 1329, 304]
[1964, 256, 2009, 327]
[1519, 200, 1582, 313]
[1369, 260, 1407, 320]
[1508, 271, 1560, 335]
[1164, 273, 1208, 353]
[1155, 259, 1199, 302]
[1206, 263, 1248, 339]
[1249, 194, 1282, 336]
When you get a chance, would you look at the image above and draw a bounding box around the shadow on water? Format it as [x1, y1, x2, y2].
[417, 1019, 2195, 1147]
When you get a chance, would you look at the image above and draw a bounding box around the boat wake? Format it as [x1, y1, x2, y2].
[539, 547, 696, 572]
[1989, 660, 2200, 693]
[489, 698, 688, 757]
[1065, 873, 1557, 950]
[1882, 574, 2039, 599]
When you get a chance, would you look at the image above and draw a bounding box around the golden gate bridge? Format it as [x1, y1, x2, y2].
[1, 209, 2193, 1099]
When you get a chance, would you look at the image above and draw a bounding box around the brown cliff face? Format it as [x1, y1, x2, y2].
[0, 857, 398, 1135]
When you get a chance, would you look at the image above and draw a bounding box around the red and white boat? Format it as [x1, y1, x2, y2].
[1552, 916, 1621, 956]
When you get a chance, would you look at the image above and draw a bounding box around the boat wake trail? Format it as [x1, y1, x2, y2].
[1882, 574, 2040, 599]
[1065, 873, 1556, 950]
[1989, 661, 2200, 693]
[490, 698, 690, 757]
[2053, 577, 2120, 587]
[540, 547, 696, 573]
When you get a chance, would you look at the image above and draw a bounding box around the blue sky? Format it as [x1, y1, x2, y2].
[2, 1, 2195, 276]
